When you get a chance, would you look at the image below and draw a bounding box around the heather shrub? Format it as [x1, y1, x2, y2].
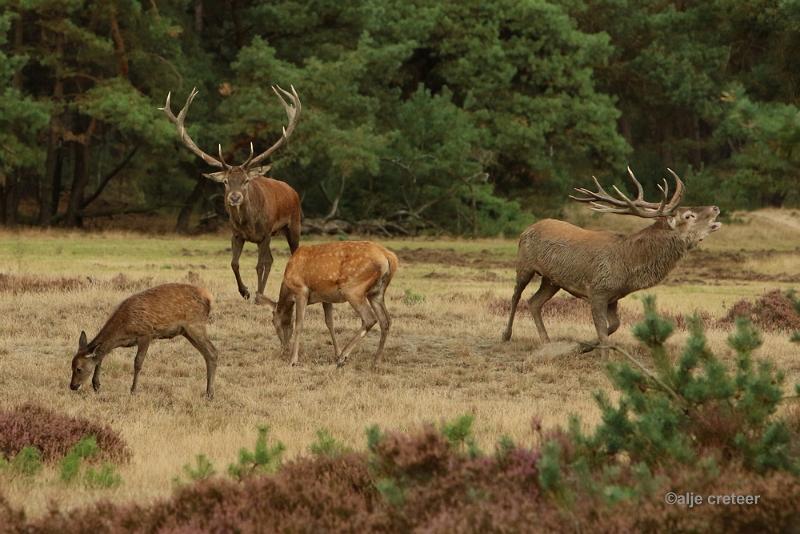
[719, 288, 800, 332]
[228, 426, 285, 480]
[0, 404, 130, 462]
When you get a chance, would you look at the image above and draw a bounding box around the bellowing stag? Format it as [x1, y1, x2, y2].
[160, 86, 302, 306]
[502, 168, 721, 348]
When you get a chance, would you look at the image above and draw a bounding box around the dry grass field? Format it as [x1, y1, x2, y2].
[1, 208, 799, 517]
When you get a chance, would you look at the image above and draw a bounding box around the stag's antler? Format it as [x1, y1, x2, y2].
[248, 85, 301, 168]
[569, 167, 684, 218]
[159, 88, 226, 169]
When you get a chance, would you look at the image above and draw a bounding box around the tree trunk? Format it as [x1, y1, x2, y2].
[194, 0, 204, 33]
[176, 175, 207, 233]
[65, 141, 90, 227]
[1, 174, 19, 226]
[39, 35, 64, 226]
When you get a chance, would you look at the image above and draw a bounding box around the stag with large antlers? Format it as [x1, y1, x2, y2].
[502, 168, 722, 349]
[160, 86, 302, 305]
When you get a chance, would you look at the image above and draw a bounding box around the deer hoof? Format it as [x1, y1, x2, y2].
[240, 288, 250, 300]
[92, 383, 101, 392]
[336, 359, 347, 369]
[501, 331, 511, 342]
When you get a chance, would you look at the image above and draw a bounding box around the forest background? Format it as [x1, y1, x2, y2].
[1, 0, 798, 235]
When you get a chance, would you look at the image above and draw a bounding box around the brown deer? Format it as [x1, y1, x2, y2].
[502, 168, 721, 349]
[272, 241, 399, 367]
[160, 86, 302, 306]
[69, 283, 218, 398]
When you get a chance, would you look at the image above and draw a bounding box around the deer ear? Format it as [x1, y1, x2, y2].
[666, 216, 677, 229]
[247, 165, 271, 178]
[79, 331, 88, 350]
[202, 171, 227, 183]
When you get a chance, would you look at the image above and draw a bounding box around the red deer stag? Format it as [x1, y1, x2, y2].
[272, 241, 399, 367]
[160, 86, 302, 306]
[502, 168, 721, 349]
[69, 283, 218, 399]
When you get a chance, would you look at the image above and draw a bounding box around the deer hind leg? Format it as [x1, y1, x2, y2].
[503, 267, 536, 341]
[367, 292, 391, 366]
[528, 278, 560, 343]
[607, 301, 621, 335]
[130, 337, 151, 395]
[290, 293, 309, 367]
[322, 302, 339, 359]
[336, 293, 377, 368]
[231, 234, 249, 300]
[284, 220, 300, 254]
[183, 325, 218, 399]
[255, 238, 275, 306]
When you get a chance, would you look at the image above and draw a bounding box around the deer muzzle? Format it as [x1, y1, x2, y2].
[227, 192, 244, 207]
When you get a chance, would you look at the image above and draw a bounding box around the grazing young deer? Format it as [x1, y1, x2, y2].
[272, 241, 399, 367]
[160, 86, 302, 306]
[503, 168, 722, 349]
[69, 283, 218, 399]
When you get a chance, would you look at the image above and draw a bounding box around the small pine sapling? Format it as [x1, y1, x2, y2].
[228, 426, 285, 480]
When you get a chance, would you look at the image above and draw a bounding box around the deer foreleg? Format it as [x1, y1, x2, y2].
[91, 351, 107, 392]
[231, 234, 249, 300]
[323, 302, 339, 359]
[255, 238, 274, 306]
[290, 293, 308, 366]
[607, 301, 621, 335]
[585, 295, 610, 353]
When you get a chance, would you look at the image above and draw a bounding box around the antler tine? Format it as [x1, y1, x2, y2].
[571, 166, 686, 219]
[217, 144, 230, 168]
[240, 142, 255, 167]
[665, 168, 685, 211]
[626, 166, 645, 201]
[248, 84, 302, 168]
[160, 88, 225, 169]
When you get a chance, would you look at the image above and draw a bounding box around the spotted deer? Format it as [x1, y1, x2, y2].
[503, 168, 722, 349]
[69, 283, 218, 398]
[160, 86, 302, 306]
[272, 241, 399, 367]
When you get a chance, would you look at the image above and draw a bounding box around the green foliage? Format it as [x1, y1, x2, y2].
[366, 424, 383, 452]
[537, 441, 563, 494]
[3, 1, 800, 229]
[375, 477, 405, 507]
[309, 429, 350, 458]
[402, 289, 425, 306]
[59, 436, 99, 483]
[555, 296, 800, 506]
[228, 426, 286, 480]
[440, 414, 481, 458]
[8, 446, 43, 477]
[174, 454, 216, 486]
[84, 462, 122, 489]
